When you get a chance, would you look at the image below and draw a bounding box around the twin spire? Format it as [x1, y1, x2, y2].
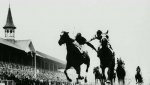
[3, 5, 16, 29]
[3, 5, 16, 40]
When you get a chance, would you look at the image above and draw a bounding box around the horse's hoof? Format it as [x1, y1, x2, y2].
[78, 76, 84, 80]
[106, 80, 110, 83]
[84, 77, 87, 83]
[68, 79, 72, 82]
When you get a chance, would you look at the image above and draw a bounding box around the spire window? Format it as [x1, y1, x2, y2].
[10, 30, 12, 33]
[7, 30, 9, 33]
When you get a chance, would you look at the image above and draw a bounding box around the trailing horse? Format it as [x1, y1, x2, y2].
[116, 58, 126, 85]
[135, 66, 143, 85]
[58, 31, 92, 82]
[93, 66, 103, 85]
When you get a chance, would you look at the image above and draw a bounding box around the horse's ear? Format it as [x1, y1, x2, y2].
[106, 30, 109, 34]
[61, 31, 69, 34]
[61, 31, 64, 34]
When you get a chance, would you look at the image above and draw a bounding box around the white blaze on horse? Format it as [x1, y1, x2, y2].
[91, 30, 115, 85]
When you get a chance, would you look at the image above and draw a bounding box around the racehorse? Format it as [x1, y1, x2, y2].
[93, 66, 102, 85]
[97, 31, 115, 85]
[135, 66, 143, 85]
[116, 58, 126, 85]
[58, 31, 90, 82]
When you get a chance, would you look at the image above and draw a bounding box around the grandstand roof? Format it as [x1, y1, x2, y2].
[15, 40, 35, 52]
[0, 37, 35, 52]
[0, 37, 66, 67]
[36, 51, 66, 65]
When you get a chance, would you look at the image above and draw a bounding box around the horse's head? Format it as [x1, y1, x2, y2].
[117, 58, 125, 67]
[101, 30, 109, 47]
[136, 66, 141, 73]
[58, 31, 69, 46]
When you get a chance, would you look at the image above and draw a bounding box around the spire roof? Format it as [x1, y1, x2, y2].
[3, 6, 16, 29]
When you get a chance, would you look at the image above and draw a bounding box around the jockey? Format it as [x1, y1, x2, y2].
[74, 33, 97, 53]
[73, 33, 85, 53]
[91, 30, 114, 54]
[90, 30, 103, 43]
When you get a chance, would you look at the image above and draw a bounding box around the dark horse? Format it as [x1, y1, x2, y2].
[58, 31, 90, 82]
[135, 66, 143, 85]
[93, 66, 102, 85]
[97, 31, 115, 85]
[116, 58, 126, 85]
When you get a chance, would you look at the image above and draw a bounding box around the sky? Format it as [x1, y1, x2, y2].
[0, 0, 150, 84]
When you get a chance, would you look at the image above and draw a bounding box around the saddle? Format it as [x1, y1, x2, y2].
[73, 41, 88, 59]
[73, 41, 83, 53]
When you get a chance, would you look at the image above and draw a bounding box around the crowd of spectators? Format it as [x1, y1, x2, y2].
[0, 61, 70, 85]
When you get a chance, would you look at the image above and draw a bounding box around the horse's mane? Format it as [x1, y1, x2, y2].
[65, 35, 74, 43]
[63, 34, 83, 59]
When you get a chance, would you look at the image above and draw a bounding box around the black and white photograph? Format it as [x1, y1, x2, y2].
[0, 0, 149, 85]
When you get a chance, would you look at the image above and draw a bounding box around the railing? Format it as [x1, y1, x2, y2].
[0, 80, 15, 85]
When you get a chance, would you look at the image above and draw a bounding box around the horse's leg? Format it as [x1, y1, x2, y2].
[118, 80, 120, 85]
[64, 63, 72, 82]
[95, 78, 96, 85]
[135, 77, 138, 84]
[107, 68, 114, 85]
[113, 76, 116, 83]
[109, 79, 113, 85]
[107, 68, 110, 82]
[83, 53, 90, 72]
[123, 79, 125, 85]
[96, 78, 98, 84]
[85, 57, 90, 72]
[84, 76, 87, 83]
[98, 78, 102, 85]
[100, 77, 103, 85]
[82, 55, 90, 83]
[110, 68, 115, 85]
[95, 78, 98, 85]
[101, 66, 106, 85]
[98, 79, 100, 85]
[76, 78, 79, 84]
[75, 66, 84, 80]
[97, 79, 99, 84]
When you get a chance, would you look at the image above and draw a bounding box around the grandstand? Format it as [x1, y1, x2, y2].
[0, 5, 68, 85]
